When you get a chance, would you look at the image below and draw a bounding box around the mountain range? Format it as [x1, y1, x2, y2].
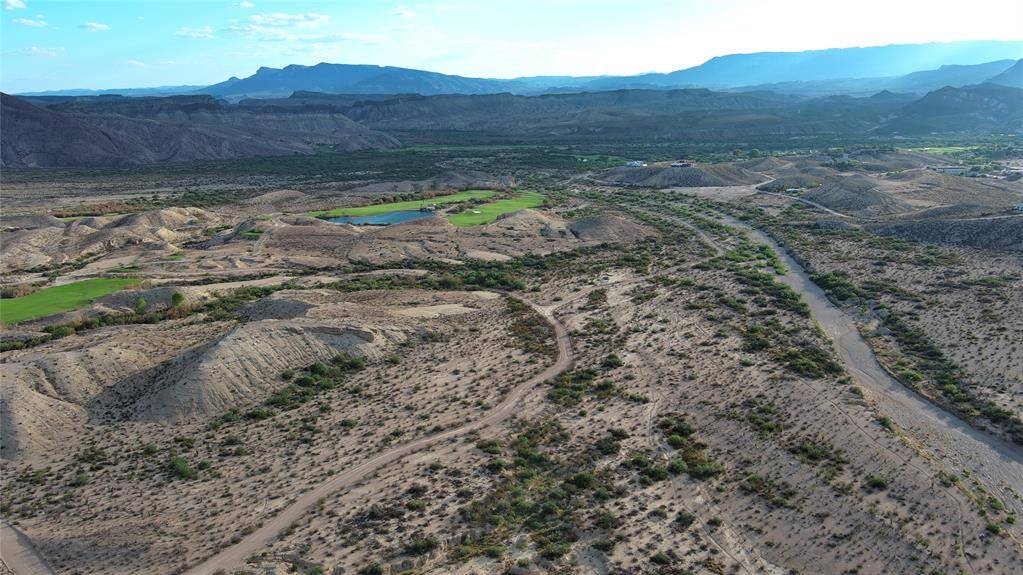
[4, 39, 1022, 168]
[17, 40, 1023, 100]
[5, 80, 1021, 168]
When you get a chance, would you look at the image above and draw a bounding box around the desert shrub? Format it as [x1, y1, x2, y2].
[476, 439, 502, 455]
[167, 456, 196, 479]
[811, 271, 865, 302]
[650, 552, 672, 565]
[601, 354, 624, 369]
[687, 461, 725, 480]
[403, 535, 439, 556]
[245, 407, 272, 420]
[864, 475, 888, 490]
[675, 511, 696, 529]
[357, 564, 384, 575]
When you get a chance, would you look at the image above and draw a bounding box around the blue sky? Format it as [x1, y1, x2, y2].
[2, 0, 1022, 93]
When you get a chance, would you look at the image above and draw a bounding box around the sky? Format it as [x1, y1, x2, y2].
[2, 0, 1022, 93]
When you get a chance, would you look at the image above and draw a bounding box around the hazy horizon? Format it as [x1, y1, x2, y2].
[3, 0, 1022, 93]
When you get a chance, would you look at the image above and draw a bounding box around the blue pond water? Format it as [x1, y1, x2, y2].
[326, 210, 433, 226]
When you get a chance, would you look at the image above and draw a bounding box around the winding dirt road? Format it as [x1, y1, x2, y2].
[184, 293, 573, 574]
[1, 519, 56, 575]
[754, 190, 850, 218]
[725, 216, 1023, 513]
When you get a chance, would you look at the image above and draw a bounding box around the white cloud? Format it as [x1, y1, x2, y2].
[238, 0, 254, 7]
[124, 59, 146, 68]
[4, 0, 26, 10]
[176, 25, 214, 39]
[387, 4, 416, 19]
[11, 16, 44, 26]
[248, 12, 329, 28]
[226, 12, 330, 41]
[3, 45, 64, 57]
[80, 21, 109, 32]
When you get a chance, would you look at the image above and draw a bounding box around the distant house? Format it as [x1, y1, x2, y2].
[930, 165, 966, 176]
[625, 160, 647, 167]
[1015, 203, 1023, 212]
[670, 161, 692, 168]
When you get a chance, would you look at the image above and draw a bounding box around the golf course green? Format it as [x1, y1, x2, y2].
[1, 278, 140, 325]
[447, 191, 546, 227]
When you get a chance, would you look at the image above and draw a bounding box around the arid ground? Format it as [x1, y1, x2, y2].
[2, 145, 1021, 575]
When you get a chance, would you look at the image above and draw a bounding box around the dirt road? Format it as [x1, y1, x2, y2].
[727, 217, 1023, 513]
[1, 519, 56, 575]
[183, 293, 573, 574]
[754, 190, 850, 218]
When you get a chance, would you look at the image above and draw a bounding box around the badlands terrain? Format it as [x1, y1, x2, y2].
[1, 143, 1022, 575]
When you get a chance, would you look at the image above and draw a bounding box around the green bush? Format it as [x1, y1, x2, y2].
[865, 475, 888, 490]
[403, 535, 440, 556]
[167, 456, 196, 479]
[357, 564, 384, 575]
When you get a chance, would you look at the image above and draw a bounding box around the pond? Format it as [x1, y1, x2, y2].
[326, 210, 435, 226]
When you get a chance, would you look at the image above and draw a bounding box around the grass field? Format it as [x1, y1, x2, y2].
[906, 146, 975, 155]
[447, 191, 546, 227]
[0, 278, 140, 325]
[309, 190, 496, 218]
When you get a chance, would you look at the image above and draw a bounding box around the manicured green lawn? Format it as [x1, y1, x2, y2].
[309, 190, 496, 218]
[447, 191, 546, 227]
[0, 278, 140, 325]
[905, 146, 973, 155]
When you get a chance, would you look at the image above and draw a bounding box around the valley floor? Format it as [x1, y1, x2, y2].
[2, 148, 1021, 575]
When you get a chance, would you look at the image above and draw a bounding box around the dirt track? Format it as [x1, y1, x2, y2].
[637, 197, 1023, 514]
[182, 292, 574, 574]
[727, 216, 1023, 513]
[0, 519, 56, 575]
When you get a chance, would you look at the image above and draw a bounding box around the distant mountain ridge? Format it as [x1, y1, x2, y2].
[19, 40, 1020, 100]
[197, 40, 1021, 99]
[6, 80, 1019, 167]
[581, 41, 1022, 90]
[201, 63, 520, 99]
[727, 59, 1019, 97]
[987, 60, 1023, 88]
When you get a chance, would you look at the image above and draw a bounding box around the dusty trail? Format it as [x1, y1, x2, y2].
[0, 519, 56, 575]
[723, 215, 1023, 513]
[183, 292, 573, 575]
[631, 191, 1023, 511]
[754, 190, 850, 218]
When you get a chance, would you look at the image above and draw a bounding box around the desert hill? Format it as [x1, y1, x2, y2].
[0, 93, 399, 168]
[987, 59, 1023, 88]
[879, 83, 1023, 133]
[804, 176, 912, 215]
[0, 207, 222, 273]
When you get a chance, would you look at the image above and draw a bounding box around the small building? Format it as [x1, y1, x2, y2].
[625, 160, 647, 167]
[670, 161, 692, 168]
[1015, 203, 1023, 212]
[930, 165, 966, 176]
